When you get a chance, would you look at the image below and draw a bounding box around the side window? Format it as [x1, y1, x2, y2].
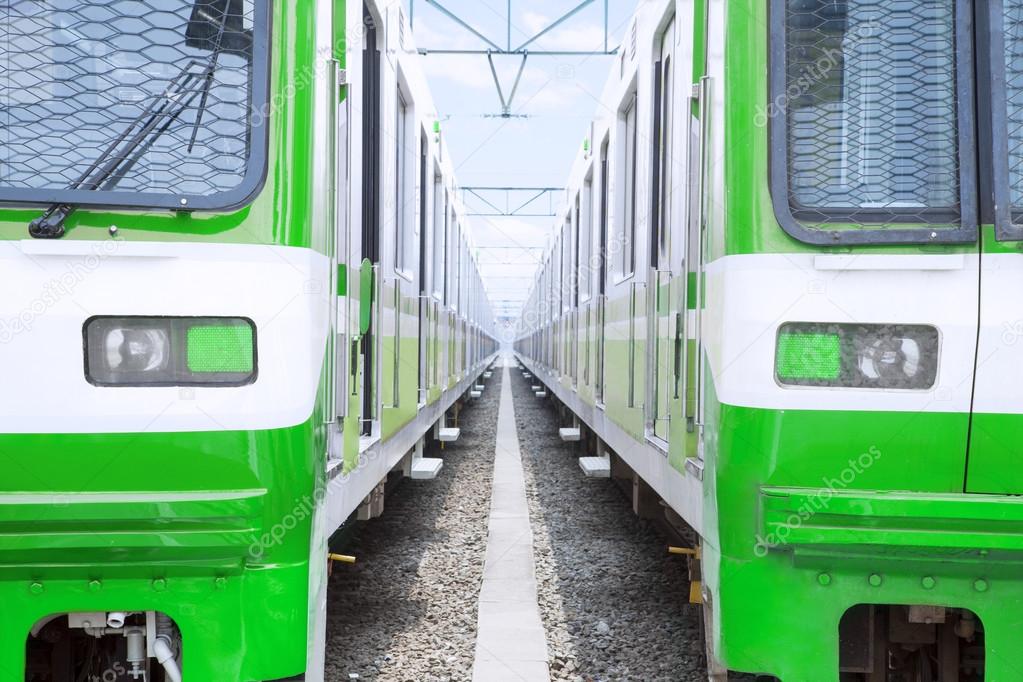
[580, 174, 593, 302]
[572, 198, 581, 307]
[432, 179, 445, 299]
[654, 20, 674, 271]
[563, 223, 572, 312]
[394, 88, 410, 274]
[598, 137, 610, 296]
[617, 93, 639, 278]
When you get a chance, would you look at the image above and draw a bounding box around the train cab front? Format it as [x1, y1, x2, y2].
[702, 1, 1023, 680]
[0, 1, 330, 680]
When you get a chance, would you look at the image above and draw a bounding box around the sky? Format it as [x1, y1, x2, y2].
[407, 0, 640, 322]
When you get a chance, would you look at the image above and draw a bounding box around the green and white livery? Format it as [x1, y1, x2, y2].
[1, 1, 496, 680]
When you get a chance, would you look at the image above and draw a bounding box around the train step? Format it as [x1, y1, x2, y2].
[559, 428, 581, 442]
[410, 457, 444, 480]
[438, 427, 461, 442]
[579, 456, 611, 478]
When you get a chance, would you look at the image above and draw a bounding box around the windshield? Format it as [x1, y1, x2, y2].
[0, 0, 269, 211]
[771, 0, 974, 244]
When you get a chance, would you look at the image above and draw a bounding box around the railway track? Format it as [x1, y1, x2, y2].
[325, 374, 502, 682]
[324, 363, 708, 681]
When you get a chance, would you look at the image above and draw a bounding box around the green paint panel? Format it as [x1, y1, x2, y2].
[0, 416, 325, 680]
[966, 413, 1023, 494]
[761, 487, 1023, 551]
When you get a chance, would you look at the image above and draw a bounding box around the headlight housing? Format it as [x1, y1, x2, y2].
[775, 323, 939, 390]
[85, 317, 256, 387]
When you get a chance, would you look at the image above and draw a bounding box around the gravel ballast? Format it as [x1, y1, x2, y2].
[510, 368, 707, 681]
[323, 362, 711, 681]
[325, 371, 502, 682]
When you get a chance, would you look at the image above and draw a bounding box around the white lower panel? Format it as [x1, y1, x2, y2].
[0, 240, 330, 433]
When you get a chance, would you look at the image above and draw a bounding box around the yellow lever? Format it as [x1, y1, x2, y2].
[328, 553, 357, 564]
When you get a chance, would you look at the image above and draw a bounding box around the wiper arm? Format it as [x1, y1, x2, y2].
[29, 57, 216, 239]
[188, 5, 231, 153]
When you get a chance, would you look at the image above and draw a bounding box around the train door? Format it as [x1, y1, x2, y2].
[581, 174, 593, 390]
[650, 16, 676, 444]
[418, 129, 429, 404]
[572, 196, 581, 388]
[382, 86, 410, 414]
[596, 137, 610, 406]
[360, 3, 381, 437]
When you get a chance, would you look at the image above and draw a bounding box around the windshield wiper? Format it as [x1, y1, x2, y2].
[30, 5, 233, 240]
[188, 5, 230, 153]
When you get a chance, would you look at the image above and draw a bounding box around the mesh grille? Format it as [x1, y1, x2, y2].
[0, 0, 264, 204]
[1005, 1, 1023, 212]
[782, 0, 961, 230]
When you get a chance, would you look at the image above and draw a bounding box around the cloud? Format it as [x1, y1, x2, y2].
[421, 54, 496, 91]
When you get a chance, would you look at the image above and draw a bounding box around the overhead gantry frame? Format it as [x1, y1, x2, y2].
[410, 0, 618, 118]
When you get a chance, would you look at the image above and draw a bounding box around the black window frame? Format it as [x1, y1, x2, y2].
[0, 0, 273, 214]
[768, 0, 979, 246]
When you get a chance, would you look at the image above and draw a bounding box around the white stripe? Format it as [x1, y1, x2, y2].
[704, 253, 979, 413]
[0, 240, 330, 433]
[973, 253, 1023, 415]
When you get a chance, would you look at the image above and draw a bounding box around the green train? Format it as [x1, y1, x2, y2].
[515, 0, 1019, 680]
[1, 1, 496, 680]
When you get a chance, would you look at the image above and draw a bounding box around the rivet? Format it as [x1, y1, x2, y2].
[922, 576, 936, 590]
[817, 573, 832, 586]
[974, 579, 989, 593]
[214, 577, 227, 591]
[88, 580, 102, 593]
[979, 549, 989, 557]
[179, 198, 189, 207]
[152, 578, 167, 592]
[108, 225, 119, 237]
[868, 573, 883, 587]
[29, 582, 44, 595]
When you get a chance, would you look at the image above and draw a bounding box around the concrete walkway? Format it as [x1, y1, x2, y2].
[472, 358, 550, 681]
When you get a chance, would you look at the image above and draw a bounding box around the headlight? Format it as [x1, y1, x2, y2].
[85, 317, 256, 387]
[775, 323, 939, 390]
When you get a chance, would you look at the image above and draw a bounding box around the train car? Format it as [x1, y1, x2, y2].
[516, 0, 1017, 679]
[0, 1, 496, 680]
